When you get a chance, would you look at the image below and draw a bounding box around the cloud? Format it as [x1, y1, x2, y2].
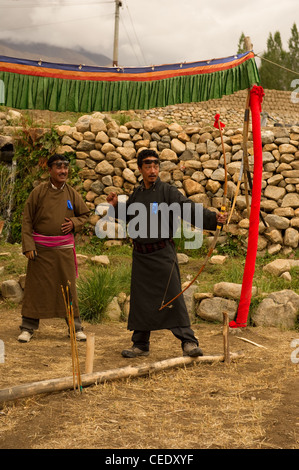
[0, 0, 298, 66]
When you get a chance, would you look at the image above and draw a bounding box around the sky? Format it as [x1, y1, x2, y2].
[0, 0, 298, 67]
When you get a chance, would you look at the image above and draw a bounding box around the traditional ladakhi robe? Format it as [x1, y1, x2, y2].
[111, 177, 218, 332]
[21, 181, 89, 319]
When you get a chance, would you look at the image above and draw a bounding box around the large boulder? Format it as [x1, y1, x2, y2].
[196, 297, 237, 322]
[1, 280, 23, 303]
[251, 290, 299, 328]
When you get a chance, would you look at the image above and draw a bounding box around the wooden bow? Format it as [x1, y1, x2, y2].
[159, 115, 228, 311]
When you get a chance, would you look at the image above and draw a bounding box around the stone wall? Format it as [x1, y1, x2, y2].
[0, 99, 299, 253]
[53, 112, 299, 254]
[134, 89, 299, 127]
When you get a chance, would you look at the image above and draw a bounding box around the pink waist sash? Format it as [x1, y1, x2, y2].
[32, 232, 78, 277]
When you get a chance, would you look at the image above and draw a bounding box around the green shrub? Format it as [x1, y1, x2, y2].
[77, 265, 131, 323]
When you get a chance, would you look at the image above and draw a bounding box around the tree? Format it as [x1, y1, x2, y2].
[259, 31, 289, 90]
[286, 23, 299, 87]
[288, 23, 299, 64]
[258, 24, 299, 90]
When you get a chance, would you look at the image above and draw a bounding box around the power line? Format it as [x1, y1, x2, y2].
[120, 15, 142, 66]
[0, 13, 114, 33]
[255, 53, 299, 76]
[122, 0, 147, 65]
[121, 0, 146, 65]
[0, 1, 114, 7]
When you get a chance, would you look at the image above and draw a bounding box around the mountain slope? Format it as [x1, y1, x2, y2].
[0, 39, 112, 67]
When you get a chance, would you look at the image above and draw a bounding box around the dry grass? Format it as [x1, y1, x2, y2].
[0, 304, 298, 450]
[0, 241, 298, 450]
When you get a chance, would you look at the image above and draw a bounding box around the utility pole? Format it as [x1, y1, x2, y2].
[244, 36, 253, 52]
[113, 0, 122, 66]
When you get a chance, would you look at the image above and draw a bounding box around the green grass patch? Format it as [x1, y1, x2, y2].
[77, 264, 131, 323]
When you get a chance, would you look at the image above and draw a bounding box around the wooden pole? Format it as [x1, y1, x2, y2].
[0, 352, 243, 403]
[222, 312, 230, 364]
[242, 36, 254, 220]
[227, 36, 254, 224]
[236, 336, 268, 349]
[244, 36, 253, 52]
[227, 178, 242, 224]
[62, 283, 83, 393]
[242, 89, 251, 220]
[218, 119, 228, 198]
[68, 285, 83, 393]
[113, 0, 122, 66]
[61, 285, 76, 390]
[85, 333, 95, 374]
[67, 285, 77, 390]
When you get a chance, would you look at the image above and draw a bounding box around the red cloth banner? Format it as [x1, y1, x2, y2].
[213, 113, 225, 129]
[229, 85, 265, 328]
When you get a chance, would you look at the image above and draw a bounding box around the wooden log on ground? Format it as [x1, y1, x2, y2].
[0, 352, 243, 403]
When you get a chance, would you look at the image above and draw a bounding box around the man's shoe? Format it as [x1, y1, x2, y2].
[121, 346, 150, 358]
[183, 342, 203, 357]
[68, 331, 87, 341]
[76, 331, 87, 342]
[18, 330, 33, 343]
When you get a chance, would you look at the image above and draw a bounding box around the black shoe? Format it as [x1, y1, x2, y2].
[183, 342, 203, 357]
[121, 346, 150, 358]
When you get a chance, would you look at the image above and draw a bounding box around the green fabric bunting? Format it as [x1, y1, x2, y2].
[0, 57, 260, 112]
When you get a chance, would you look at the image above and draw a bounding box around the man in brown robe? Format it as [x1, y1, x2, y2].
[18, 154, 90, 343]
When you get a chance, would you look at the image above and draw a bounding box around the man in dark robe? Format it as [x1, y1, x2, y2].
[107, 149, 227, 358]
[18, 154, 90, 343]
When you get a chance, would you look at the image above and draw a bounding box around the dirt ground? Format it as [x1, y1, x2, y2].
[0, 301, 298, 450]
[1, 108, 298, 453]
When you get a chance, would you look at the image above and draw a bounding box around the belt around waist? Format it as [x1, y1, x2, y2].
[133, 239, 174, 254]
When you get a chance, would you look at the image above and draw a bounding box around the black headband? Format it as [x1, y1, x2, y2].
[47, 155, 69, 167]
[142, 158, 160, 164]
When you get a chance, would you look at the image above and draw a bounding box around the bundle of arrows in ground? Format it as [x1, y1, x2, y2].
[61, 281, 83, 394]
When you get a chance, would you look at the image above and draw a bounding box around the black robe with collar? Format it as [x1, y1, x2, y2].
[114, 178, 217, 331]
